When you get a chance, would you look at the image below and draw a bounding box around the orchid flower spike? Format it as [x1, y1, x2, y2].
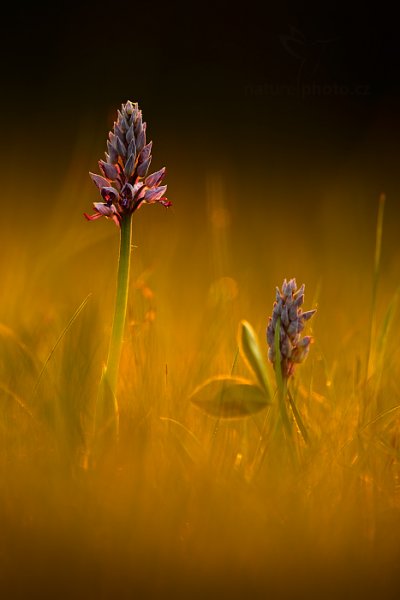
[266, 278, 316, 378]
[85, 101, 171, 226]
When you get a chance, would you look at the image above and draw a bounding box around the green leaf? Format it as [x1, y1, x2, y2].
[239, 320, 272, 399]
[190, 376, 270, 418]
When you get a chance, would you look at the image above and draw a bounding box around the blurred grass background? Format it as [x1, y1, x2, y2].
[1, 129, 400, 597]
[2, 2, 400, 597]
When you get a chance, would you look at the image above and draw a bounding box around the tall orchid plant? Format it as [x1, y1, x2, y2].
[85, 101, 170, 435]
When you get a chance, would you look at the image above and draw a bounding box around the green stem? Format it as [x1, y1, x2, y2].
[278, 377, 291, 437]
[98, 213, 133, 435]
[106, 214, 133, 390]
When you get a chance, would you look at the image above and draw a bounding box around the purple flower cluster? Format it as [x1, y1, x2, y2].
[85, 101, 170, 226]
[266, 278, 316, 378]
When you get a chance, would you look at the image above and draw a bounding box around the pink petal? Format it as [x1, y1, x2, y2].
[89, 172, 110, 190]
[137, 156, 152, 178]
[84, 212, 103, 221]
[93, 202, 118, 217]
[158, 199, 172, 207]
[145, 167, 166, 188]
[99, 160, 119, 181]
[100, 187, 120, 203]
[139, 141, 153, 163]
[143, 185, 168, 203]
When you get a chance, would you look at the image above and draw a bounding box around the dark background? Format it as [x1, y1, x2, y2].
[2, 2, 400, 231]
[3, 3, 399, 148]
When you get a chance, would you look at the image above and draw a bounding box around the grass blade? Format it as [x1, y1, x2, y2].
[32, 294, 92, 398]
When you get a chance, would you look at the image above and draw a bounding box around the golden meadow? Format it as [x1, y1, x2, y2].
[1, 117, 400, 598]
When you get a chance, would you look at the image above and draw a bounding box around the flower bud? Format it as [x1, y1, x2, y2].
[266, 278, 316, 378]
[86, 101, 170, 225]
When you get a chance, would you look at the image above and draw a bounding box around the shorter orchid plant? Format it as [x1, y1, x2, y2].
[266, 279, 315, 379]
[190, 278, 316, 447]
[86, 101, 171, 436]
[266, 278, 316, 441]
